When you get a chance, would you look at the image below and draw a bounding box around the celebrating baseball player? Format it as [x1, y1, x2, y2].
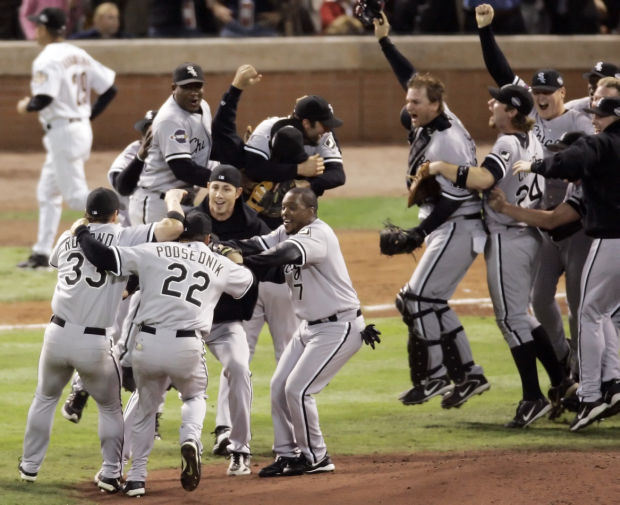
[565, 61, 620, 118]
[476, 3, 595, 381]
[428, 85, 577, 428]
[513, 96, 620, 431]
[19, 186, 186, 492]
[233, 187, 380, 477]
[129, 62, 216, 225]
[72, 207, 255, 496]
[373, 11, 489, 409]
[16, 7, 116, 270]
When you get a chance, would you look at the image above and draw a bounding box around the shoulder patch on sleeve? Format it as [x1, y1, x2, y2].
[297, 227, 311, 236]
[170, 129, 188, 144]
[500, 150, 511, 162]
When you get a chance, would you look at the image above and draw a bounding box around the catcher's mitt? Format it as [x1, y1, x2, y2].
[379, 221, 425, 256]
[354, 0, 385, 27]
[245, 179, 297, 219]
[407, 161, 441, 208]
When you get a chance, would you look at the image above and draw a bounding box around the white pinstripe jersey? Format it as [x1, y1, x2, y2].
[252, 219, 360, 321]
[138, 95, 213, 192]
[50, 222, 154, 328]
[31, 41, 115, 126]
[244, 116, 343, 165]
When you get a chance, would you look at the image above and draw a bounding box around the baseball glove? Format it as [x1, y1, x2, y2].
[211, 243, 243, 264]
[407, 161, 441, 208]
[245, 179, 297, 219]
[361, 324, 382, 350]
[354, 0, 385, 27]
[379, 221, 425, 256]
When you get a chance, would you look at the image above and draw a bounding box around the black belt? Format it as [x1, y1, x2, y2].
[141, 324, 196, 338]
[308, 308, 362, 326]
[45, 118, 81, 131]
[50, 315, 106, 335]
[462, 212, 482, 220]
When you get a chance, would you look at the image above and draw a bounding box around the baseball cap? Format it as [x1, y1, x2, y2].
[271, 126, 309, 164]
[28, 7, 66, 31]
[488, 84, 534, 116]
[86, 187, 120, 217]
[133, 109, 157, 134]
[181, 209, 212, 239]
[583, 61, 620, 80]
[209, 164, 242, 188]
[583, 96, 620, 117]
[294, 95, 343, 129]
[173, 63, 204, 86]
[530, 69, 564, 93]
[546, 131, 586, 152]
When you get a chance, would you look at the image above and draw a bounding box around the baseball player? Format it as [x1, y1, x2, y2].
[373, 11, 490, 409]
[129, 62, 216, 225]
[16, 7, 116, 270]
[476, 3, 595, 380]
[514, 96, 620, 431]
[428, 84, 576, 428]
[73, 208, 255, 496]
[565, 61, 620, 118]
[19, 187, 186, 492]
[235, 187, 378, 477]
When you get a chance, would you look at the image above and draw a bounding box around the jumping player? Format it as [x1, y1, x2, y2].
[16, 7, 116, 269]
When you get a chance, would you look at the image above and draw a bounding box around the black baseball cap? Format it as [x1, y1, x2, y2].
[272, 126, 309, 164]
[28, 7, 66, 31]
[209, 164, 242, 188]
[173, 63, 204, 86]
[181, 209, 212, 239]
[133, 110, 157, 134]
[488, 84, 534, 116]
[583, 61, 620, 80]
[546, 131, 586, 152]
[86, 187, 120, 217]
[530, 69, 565, 93]
[294, 95, 343, 129]
[583, 96, 620, 117]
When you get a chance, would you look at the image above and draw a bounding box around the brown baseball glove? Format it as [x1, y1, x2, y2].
[407, 161, 441, 208]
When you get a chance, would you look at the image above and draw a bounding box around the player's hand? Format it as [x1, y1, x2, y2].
[513, 160, 532, 174]
[475, 3, 495, 28]
[373, 11, 390, 39]
[293, 179, 311, 188]
[138, 126, 153, 159]
[297, 154, 324, 177]
[70, 217, 89, 235]
[164, 188, 188, 203]
[487, 187, 507, 212]
[232, 64, 262, 90]
[17, 96, 30, 115]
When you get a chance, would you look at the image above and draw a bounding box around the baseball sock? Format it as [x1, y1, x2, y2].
[510, 342, 543, 401]
[531, 326, 565, 387]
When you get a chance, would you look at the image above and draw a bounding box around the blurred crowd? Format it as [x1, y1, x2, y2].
[1, 0, 619, 40]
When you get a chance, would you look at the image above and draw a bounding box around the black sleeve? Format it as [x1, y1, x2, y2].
[213, 273, 259, 323]
[26, 94, 53, 112]
[244, 150, 298, 182]
[168, 158, 211, 186]
[114, 156, 145, 196]
[480, 156, 504, 182]
[532, 136, 601, 181]
[90, 85, 117, 120]
[378, 36, 416, 90]
[75, 225, 118, 272]
[417, 196, 465, 236]
[242, 241, 302, 281]
[308, 160, 346, 196]
[211, 85, 245, 167]
[477, 26, 515, 86]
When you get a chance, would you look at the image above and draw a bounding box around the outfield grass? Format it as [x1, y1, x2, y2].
[2, 317, 619, 505]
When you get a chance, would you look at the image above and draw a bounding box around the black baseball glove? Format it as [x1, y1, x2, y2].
[354, 0, 385, 27]
[379, 221, 426, 256]
[361, 324, 381, 349]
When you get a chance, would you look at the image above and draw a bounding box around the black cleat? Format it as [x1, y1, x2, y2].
[61, 390, 89, 424]
[441, 374, 490, 409]
[180, 439, 201, 491]
[399, 376, 453, 405]
[505, 398, 551, 428]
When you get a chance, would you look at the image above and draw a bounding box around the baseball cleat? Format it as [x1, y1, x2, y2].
[505, 398, 551, 428]
[18, 463, 37, 482]
[97, 475, 121, 494]
[601, 378, 620, 419]
[441, 374, 490, 409]
[283, 454, 335, 476]
[258, 455, 300, 478]
[123, 480, 145, 497]
[61, 390, 89, 424]
[180, 439, 201, 491]
[547, 377, 578, 420]
[212, 425, 231, 456]
[399, 376, 453, 405]
[17, 253, 50, 270]
[227, 452, 251, 476]
[569, 399, 609, 432]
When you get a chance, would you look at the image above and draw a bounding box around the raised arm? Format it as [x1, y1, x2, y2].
[476, 4, 516, 86]
[374, 12, 416, 90]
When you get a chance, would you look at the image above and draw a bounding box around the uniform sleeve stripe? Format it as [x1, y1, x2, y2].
[165, 153, 192, 161]
[244, 145, 269, 160]
[232, 275, 254, 300]
[323, 157, 342, 163]
[485, 153, 507, 177]
[287, 238, 307, 265]
[147, 223, 156, 243]
[111, 246, 122, 276]
[257, 236, 270, 250]
[441, 191, 474, 201]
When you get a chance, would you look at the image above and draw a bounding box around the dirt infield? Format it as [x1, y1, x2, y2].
[3, 148, 608, 505]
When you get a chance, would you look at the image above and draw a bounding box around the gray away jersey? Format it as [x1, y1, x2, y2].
[49, 222, 154, 328]
[112, 241, 253, 334]
[244, 116, 343, 165]
[253, 219, 359, 321]
[482, 131, 545, 232]
[138, 95, 213, 192]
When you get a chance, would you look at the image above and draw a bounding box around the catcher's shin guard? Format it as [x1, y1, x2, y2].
[407, 326, 436, 385]
[439, 326, 472, 384]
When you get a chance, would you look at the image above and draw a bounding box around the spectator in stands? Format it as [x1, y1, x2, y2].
[70, 2, 131, 39]
[210, 0, 280, 37]
[19, 0, 83, 39]
[320, 0, 363, 34]
[541, 0, 604, 34]
[388, 0, 459, 34]
[1, 0, 22, 39]
[149, 0, 218, 37]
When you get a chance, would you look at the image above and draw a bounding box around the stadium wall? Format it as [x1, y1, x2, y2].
[0, 35, 617, 150]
